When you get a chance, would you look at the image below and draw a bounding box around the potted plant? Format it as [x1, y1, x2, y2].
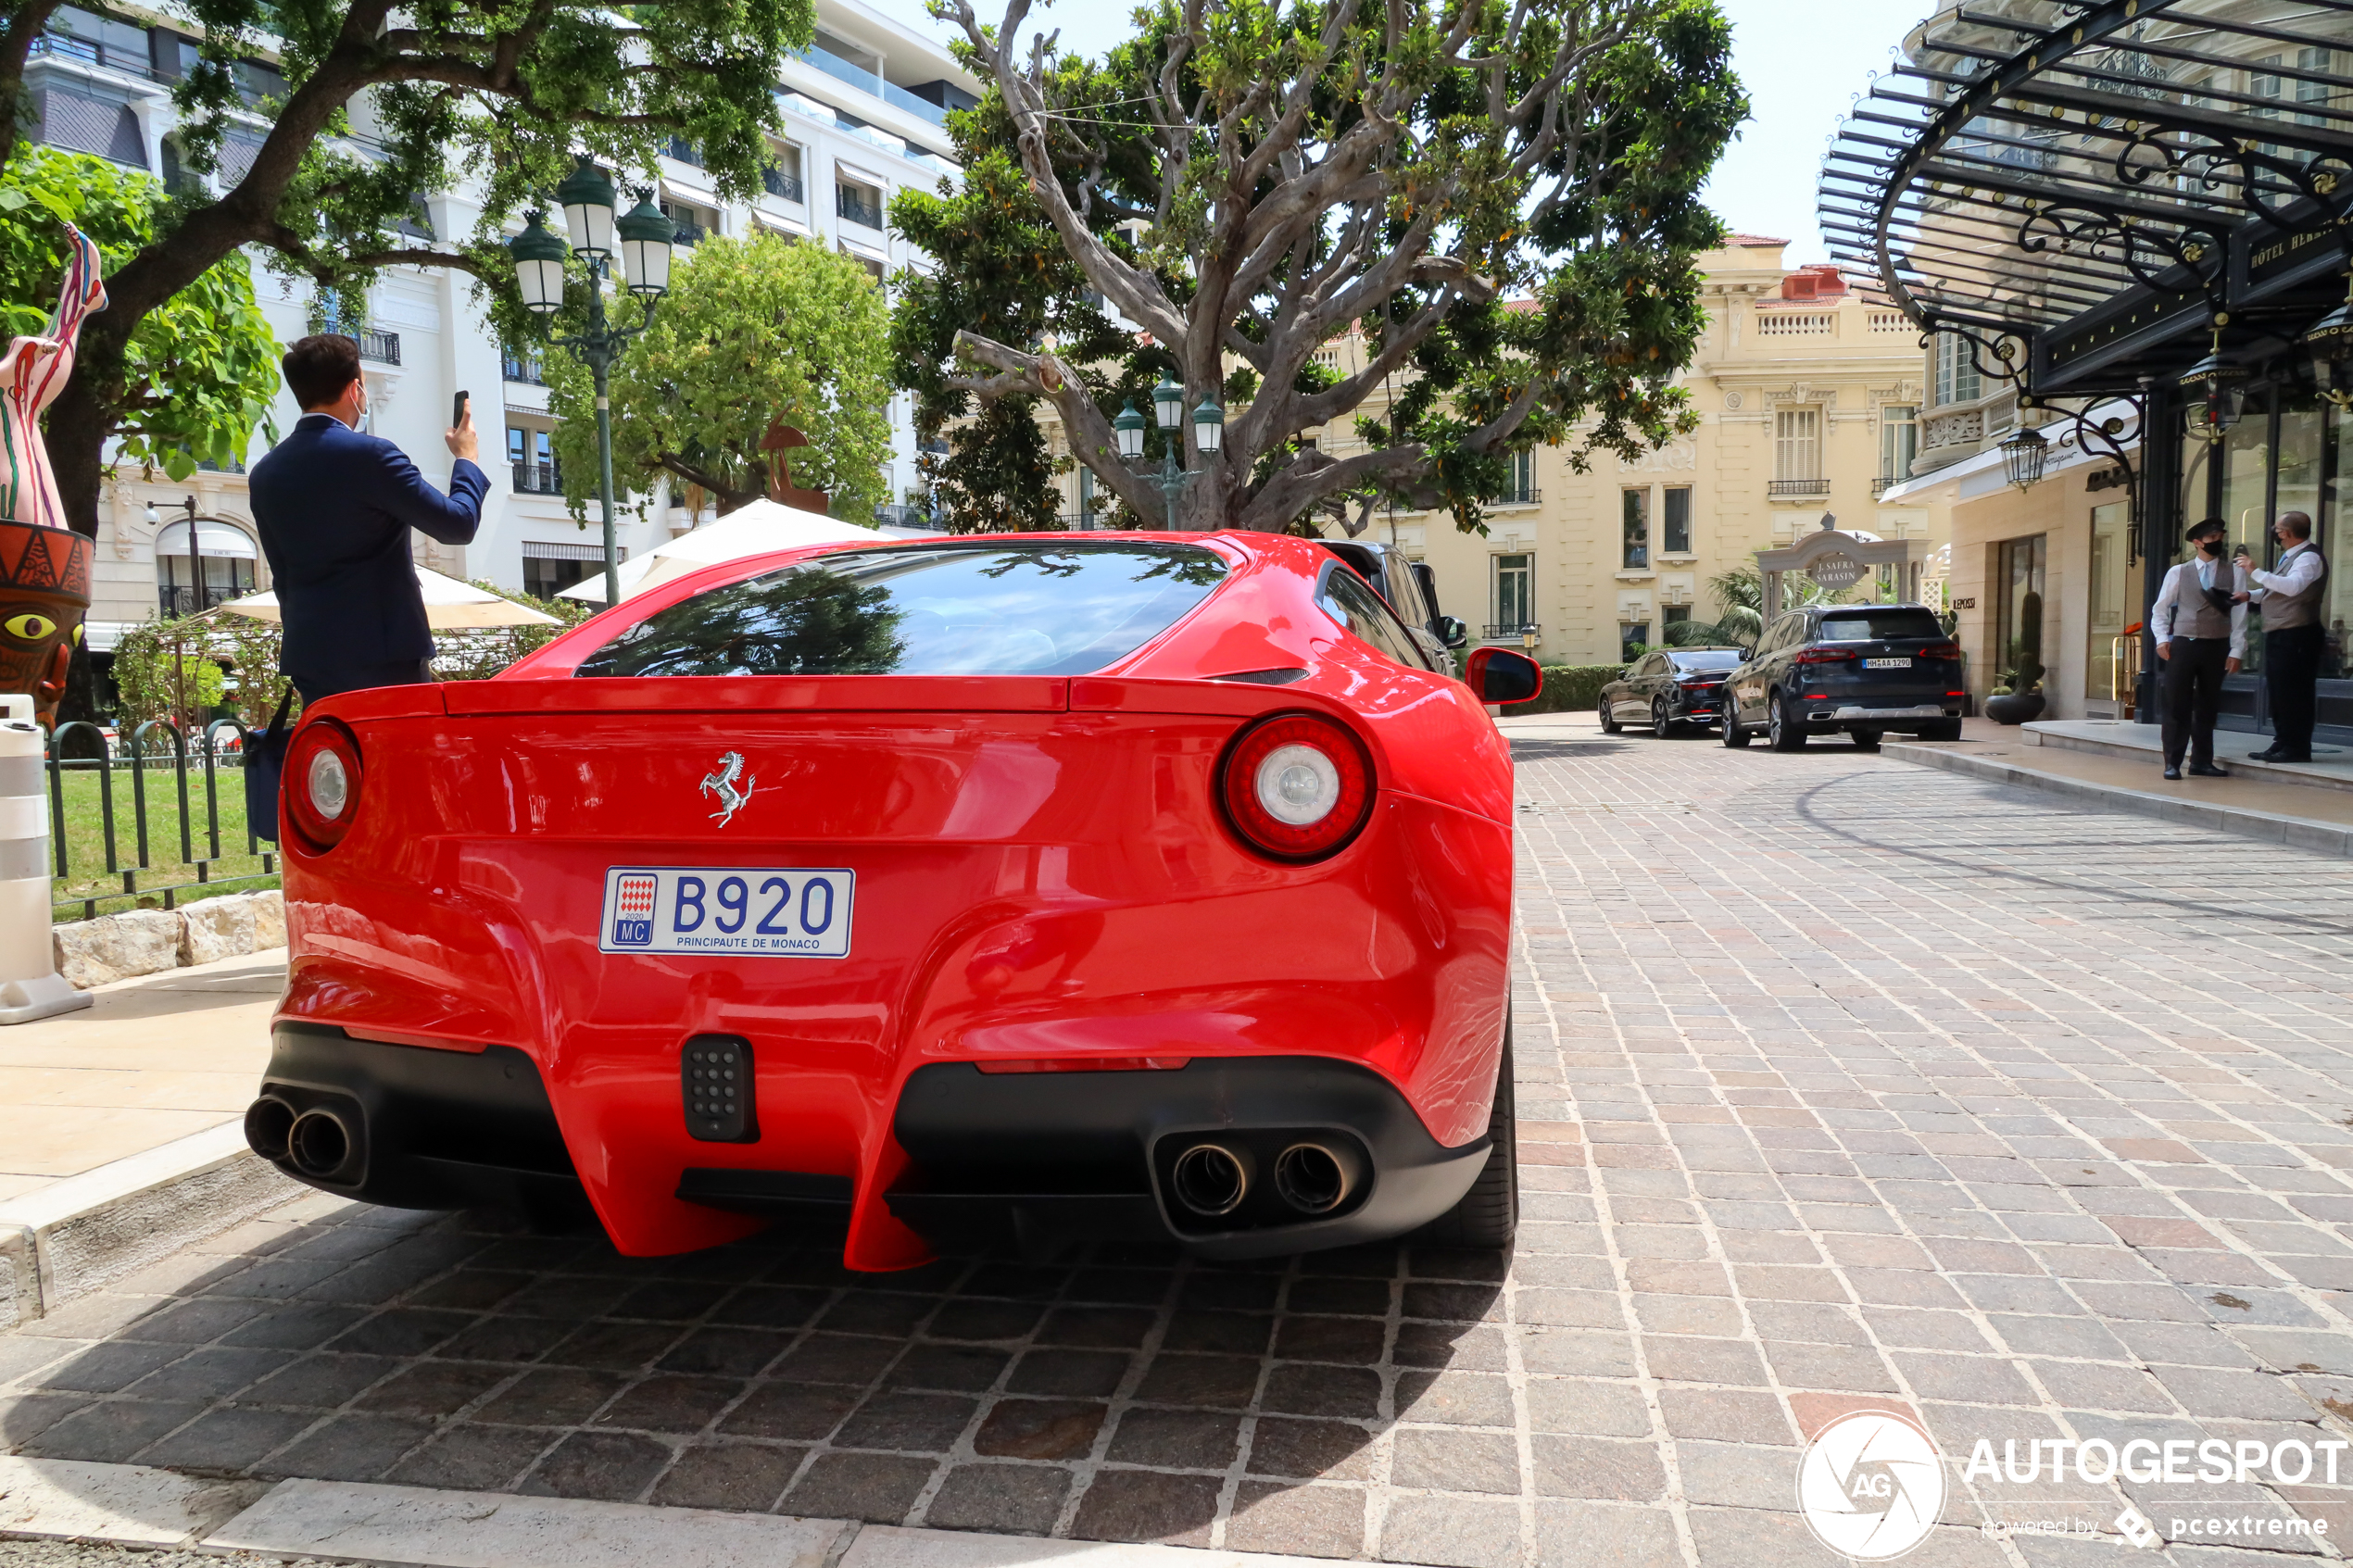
[1985, 590, 2047, 723]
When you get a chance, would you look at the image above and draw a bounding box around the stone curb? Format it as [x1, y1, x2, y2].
[0, 1123, 302, 1331]
[53, 889, 286, 990]
[0, 1460, 1345, 1568]
[1882, 741, 2353, 858]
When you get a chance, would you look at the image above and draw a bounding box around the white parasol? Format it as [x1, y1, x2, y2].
[558, 500, 885, 605]
[221, 566, 560, 630]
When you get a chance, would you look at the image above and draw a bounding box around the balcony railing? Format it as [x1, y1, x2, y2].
[875, 504, 943, 530]
[763, 167, 806, 203]
[1871, 475, 1899, 496]
[359, 329, 400, 366]
[837, 189, 885, 230]
[1487, 487, 1541, 507]
[1768, 478, 1830, 496]
[672, 221, 707, 247]
[158, 585, 247, 616]
[31, 30, 158, 78]
[511, 461, 562, 495]
[1482, 622, 1541, 640]
[502, 352, 545, 385]
[793, 45, 951, 127]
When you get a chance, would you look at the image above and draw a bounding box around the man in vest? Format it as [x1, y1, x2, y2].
[2243, 509, 2327, 763]
[2151, 517, 2246, 780]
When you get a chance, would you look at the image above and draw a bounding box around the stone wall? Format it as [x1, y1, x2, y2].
[53, 891, 287, 989]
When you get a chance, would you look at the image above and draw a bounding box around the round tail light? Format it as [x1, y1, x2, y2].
[285, 719, 364, 851]
[1218, 712, 1374, 861]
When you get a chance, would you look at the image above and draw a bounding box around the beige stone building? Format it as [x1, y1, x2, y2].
[1042, 236, 1944, 667]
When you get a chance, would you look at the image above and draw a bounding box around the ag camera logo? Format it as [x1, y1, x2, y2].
[1796, 1410, 1947, 1561]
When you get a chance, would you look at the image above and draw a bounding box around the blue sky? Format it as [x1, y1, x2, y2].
[860, 0, 1915, 266]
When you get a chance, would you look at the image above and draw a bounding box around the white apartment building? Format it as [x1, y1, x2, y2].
[23, 0, 974, 650]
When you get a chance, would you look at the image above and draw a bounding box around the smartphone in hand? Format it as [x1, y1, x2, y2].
[452, 390, 470, 428]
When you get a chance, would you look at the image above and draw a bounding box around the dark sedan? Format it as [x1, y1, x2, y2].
[1721, 604, 1965, 750]
[1599, 648, 1744, 737]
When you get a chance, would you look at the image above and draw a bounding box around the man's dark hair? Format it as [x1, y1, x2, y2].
[2185, 517, 2227, 543]
[282, 334, 362, 409]
[2281, 510, 2314, 541]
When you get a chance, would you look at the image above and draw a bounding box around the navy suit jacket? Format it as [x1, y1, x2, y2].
[249, 413, 487, 695]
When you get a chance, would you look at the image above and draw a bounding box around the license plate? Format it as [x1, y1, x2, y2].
[600, 866, 854, 957]
[1863, 658, 1912, 669]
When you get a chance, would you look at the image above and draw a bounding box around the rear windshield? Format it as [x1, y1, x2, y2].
[575, 541, 1228, 679]
[1816, 610, 1944, 643]
[1668, 651, 1742, 671]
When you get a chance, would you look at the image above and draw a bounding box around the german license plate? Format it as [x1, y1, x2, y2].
[599, 866, 854, 957]
[1863, 658, 1912, 669]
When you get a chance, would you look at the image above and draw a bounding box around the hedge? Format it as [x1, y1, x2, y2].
[1522, 664, 1627, 714]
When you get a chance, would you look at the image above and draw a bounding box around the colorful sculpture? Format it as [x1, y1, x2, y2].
[0, 225, 102, 723]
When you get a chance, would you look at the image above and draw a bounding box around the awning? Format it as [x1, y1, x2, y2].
[154, 519, 258, 559]
[1818, 0, 2353, 395]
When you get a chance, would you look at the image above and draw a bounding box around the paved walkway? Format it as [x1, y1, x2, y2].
[0, 953, 283, 1203]
[5, 729, 2353, 1566]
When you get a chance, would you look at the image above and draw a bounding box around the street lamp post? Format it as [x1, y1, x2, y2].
[1112, 377, 1223, 530]
[508, 159, 675, 603]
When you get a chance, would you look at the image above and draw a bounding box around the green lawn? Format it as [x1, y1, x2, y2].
[47, 759, 280, 921]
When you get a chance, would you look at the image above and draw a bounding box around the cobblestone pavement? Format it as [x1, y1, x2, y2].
[7, 728, 2353, 1568]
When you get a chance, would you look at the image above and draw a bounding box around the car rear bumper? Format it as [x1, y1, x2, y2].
[887, 1057, 1490, 1261]
[1818, 703, 1953, 721]
[247, 1023, 593, 1228]
[245, 1028, 1490, 1264]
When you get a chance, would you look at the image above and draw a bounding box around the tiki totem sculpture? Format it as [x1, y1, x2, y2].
[0, 224, 102, 724]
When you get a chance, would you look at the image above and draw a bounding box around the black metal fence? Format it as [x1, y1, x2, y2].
[45, 719, 279, 922]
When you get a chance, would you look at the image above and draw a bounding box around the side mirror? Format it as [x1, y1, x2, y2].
[1739, 646, 1755, 661]
[1466, 646, 1542, 706]
[1440, 614, 1468, 650]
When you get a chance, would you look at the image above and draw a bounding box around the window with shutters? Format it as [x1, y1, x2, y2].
[1774, 410, 1821, 483]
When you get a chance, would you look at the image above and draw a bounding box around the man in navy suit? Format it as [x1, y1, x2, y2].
[249, 334, 487, 705]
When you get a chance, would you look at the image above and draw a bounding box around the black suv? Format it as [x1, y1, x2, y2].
[1721, 603, 1964, 750]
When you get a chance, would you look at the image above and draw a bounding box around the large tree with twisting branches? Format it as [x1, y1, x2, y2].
[2, 0, 811, 537]
[921, 0, 1743, 533]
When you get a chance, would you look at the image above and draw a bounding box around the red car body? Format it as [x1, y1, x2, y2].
[247, 532, 1521, 1270]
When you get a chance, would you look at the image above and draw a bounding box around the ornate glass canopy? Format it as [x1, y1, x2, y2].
[1818, 0, 2353, 396]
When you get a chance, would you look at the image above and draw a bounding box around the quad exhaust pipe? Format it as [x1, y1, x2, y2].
[1168, 1137, 1370, 1221]
[1170, 1143, 1251, 1217]
[1273, 1141, 1365, 1215]
[245, 1097, 359, 1182]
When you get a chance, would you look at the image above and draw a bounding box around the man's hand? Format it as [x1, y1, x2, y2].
[446, 402, 479, 462]
[2158, 641, 2171, 661]
[2227, 656, 2242, 674]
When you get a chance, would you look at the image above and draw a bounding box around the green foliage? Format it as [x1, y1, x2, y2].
[111, 618, 226, 729]
[916, 0, 1746, 533]
[889, 144, 1133, 533]
[204, 612, 297, 728]
[431, 583, 597, 682]
[544, 234, 893, 522]
[0, 147, 278, 481]
[1521, 664, 1629, 714]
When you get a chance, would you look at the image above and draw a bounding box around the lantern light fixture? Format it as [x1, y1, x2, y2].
[1998, 422, 2049, 491]
[614, 196, 677, 298]
[2303, 275, 2353, 409]
[1193, 396, 1225, 455]
[508, 212, 572, 315]
[554, 157, 619, 258]
[1151, 374, 1185, 430]
[2179, 315, 2246, 445]
[1114, 402, 1146, 459]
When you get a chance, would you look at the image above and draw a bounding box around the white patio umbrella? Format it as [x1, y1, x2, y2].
[221, 566, 560, 629]
[559, 500, 885, 605]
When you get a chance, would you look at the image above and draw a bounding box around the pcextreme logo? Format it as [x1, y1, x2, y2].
[1795, 1410, 1946, 1561]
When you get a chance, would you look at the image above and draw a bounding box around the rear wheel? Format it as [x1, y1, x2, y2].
[1419, 1019, 1517, 1250]
[1919, 719, 1963, 742]
[1599, 703, 1622, 734]
[1652, 698, 1677, 739]
[1721, 702, 1753, 747]
[1851, 729, 1882, 751]
[1768, 693, 1808, 751]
